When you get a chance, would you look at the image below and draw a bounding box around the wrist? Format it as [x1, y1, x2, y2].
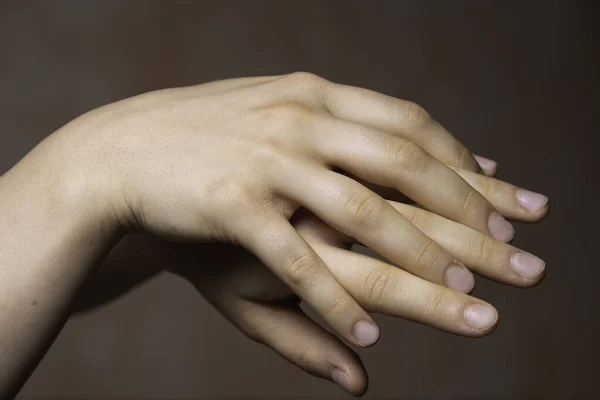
[2, 127, 124, 243]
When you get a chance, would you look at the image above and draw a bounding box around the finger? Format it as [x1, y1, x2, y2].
[305, 241, 498, 337]
[312, 115, 515, 242]
[222, 300, 368, 396]
[277, 165, 476, 293]
[474, 155, 498, 177]
[449, 167, 549, 222]
[388, 202, 546, 285]
[265, 73, 480, 173]
[236, 214, 380, 348]
[318, 81, 482, 173]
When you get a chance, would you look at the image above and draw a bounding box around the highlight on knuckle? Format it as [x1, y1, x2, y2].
[399, 101, 432, 133]
[284, 71, 323, 89]
[207, 179, 249, 210]
[469, 235, 501, 266]
[413, 239, 439, 271]
[283, 251, 319, 286]
[363, 268, 391, 306]
[426, 290, 448, 316]
[457, 145, 476, 169]
[288, 345, 313, 368]
[322, 294, 350, 320]
[389, 140, 430, 177]
[237, 313, 265, 344]
[461, 187, 486, 219]
[243, 324, 264, 344]
[266, 101, 311, 126]
[344, 190, 386, 228]
[478, 176, 502, 200]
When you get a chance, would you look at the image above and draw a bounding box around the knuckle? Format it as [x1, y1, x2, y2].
[237, 313, 266, 344]
[344, 190, 386, 228]
[426, 290, 448, 315]
[243, 325, 264, 344]
[413, 239, 440, 271]
[389, 140, 431, 177]
[280, 72, 327, 102]
[469, 235, 498, 264]
[461, 187, 487, 219]
[457, 145, 476, 170]
[398, 205, 419, 225]
[363, 268, 392, 306]
[288, 345, 312, 367]
[478, 176, 502, 200]
[399, 101, 432, 133]
[283, 251, 319, 286]
[322, 295, 350, 320]
[207, 179, 249, 209]
[262, 101, 313, 133]
[284, 71, 323, 88]
[252, 102, 314, 156]
[268, 101, 311, 121]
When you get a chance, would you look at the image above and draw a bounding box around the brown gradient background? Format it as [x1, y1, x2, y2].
[1, 1, 599, 399]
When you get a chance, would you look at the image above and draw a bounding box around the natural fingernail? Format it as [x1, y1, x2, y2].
[474, 155, 498, 173]
[446, 262, 475, 293]
[332, 368, 352, 392]
[353, 321, 379, 347]
[512, 252, 545, 280]
[488, 213, 514, 242]
[517, 189, 548, 213]
[465, 304, 498, 330]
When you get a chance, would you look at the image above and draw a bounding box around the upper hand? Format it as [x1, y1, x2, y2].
[60, 72, 526, 347]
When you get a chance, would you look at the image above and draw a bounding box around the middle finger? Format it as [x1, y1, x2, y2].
[312, 114, 515, 242]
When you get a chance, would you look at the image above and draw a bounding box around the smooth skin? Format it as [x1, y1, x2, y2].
[75, 167, 547, 396]
[0, 73, 547, 397]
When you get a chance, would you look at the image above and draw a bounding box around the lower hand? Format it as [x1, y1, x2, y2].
[79, 168, 547, 396]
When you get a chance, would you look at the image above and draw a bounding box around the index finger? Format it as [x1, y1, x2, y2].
[320, 79, 481, 172]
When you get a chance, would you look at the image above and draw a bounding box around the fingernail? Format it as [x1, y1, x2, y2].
[332, 368, 352, 392]
[516, 189, 548, 213]
[474, 155, 498, 173]
[512, 252, 545, 280]
[465, 304, 498, 330]
[445, 262, 475, 293]
[488, 213, 514, 242]
[353, 321, 379, 347]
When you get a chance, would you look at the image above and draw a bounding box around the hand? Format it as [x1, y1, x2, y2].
[173, 198, 546, 396]
[58, 72, 521, 348]
[79, 167, 547, 396]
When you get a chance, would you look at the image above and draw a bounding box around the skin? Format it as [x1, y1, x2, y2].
[0, 73, 548, 397]
[75, 166, 548, 396]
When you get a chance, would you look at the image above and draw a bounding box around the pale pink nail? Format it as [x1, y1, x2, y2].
[517, 189, 548, 213]
[474, 155, 498, 174]
[488, 213, 514, 242]
[353, 321, 379, 347]
[332, 369, 352, 392]
[512, 252, 545, 280]
[465, 304, 498, 330]
[446, 262, 475, 293]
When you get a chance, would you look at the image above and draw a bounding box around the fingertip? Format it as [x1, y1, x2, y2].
[516, 189, 549, 215]
[464, 303, 499, 335]
[352, 320, 380, 347]
[488, 212, 515, 242]
[332, 364, 369, 397]
[511, 251, 546, 283]
[445, 261, 475, 293]
[474, 155, 498, 177]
